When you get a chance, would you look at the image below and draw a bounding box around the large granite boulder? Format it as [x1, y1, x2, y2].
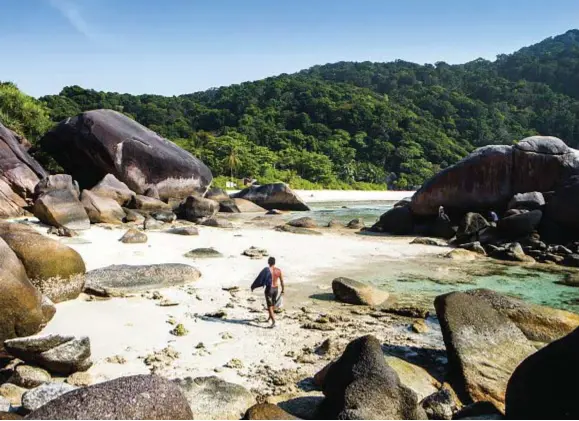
[231, 183, 310, 211]
[33, 175, 89, 230]
[0, 237, 48, 345]
[0, 222, 85, 303]
[90, 173, 134, 205]
[4, 334, 92, 375]
[411, 137, 579, 216]
[233, 198, 266, 213]
[128, 195, 172, 212]
[84, 264, 201, 297]
[80, 190, 125, 224]
[174, 376, 255, 420]
[505, 327, 579, 419]
[39, 109, 212, 200]
[332, 277, 389, 306]
[26, 374, 193, 420]
[434, 292, 535, 412]
[370, 204, 414, 234]
[465, 289, 579, 343]
[411, 146, 513, 216]
[180, 196, 219, 221]
[0, 123, 47, 217]
[318, 335, 426, 419]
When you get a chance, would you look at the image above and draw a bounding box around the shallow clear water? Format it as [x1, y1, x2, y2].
[365, 263, 579, 313]
[284, 200, 395, 225]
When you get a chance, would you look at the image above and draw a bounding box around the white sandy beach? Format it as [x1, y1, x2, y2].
[28, 208, 446, 394]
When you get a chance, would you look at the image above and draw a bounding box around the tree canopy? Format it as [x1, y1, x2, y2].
[5, 30, 579, 189]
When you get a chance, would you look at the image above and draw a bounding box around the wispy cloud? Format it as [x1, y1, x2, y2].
[48, 0, 97, 41]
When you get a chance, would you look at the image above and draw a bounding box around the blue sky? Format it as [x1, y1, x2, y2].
[2, 0, 579, 97]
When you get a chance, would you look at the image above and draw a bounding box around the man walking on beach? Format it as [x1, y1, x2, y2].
[251, 256, 285, 328]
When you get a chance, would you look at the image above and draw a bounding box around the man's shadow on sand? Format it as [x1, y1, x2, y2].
[198, 315, 272, 329]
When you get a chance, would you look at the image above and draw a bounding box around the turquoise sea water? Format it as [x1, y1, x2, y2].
[296, 200, 578, 314]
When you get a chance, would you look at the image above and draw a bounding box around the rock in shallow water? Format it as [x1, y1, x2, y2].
[84, 264, 201, 296]
[332, 277, 389, 306]
[434, 291, 535, 413]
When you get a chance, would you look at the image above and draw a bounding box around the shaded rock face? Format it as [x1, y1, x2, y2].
[0, 237, 47, 345]
[456, 213, 490, 243]
[84, 264, 201, 297]
[332, 277, 389, 306]
[26, 374, 193, 420]
[506, 327, 579, 420]
[0, 123, 47, 217]
[0, 223, 85, 303]
[497, 209, 542, 239]
[4, 334, 91, 375]
[231, 183, 310, 211]
[370, 204, 414, 234]
[218, 199, 240, 213]
[244, 403, 297, 420]
[411, 137, 579, 216]
[33, 175, 89, 230]
[465, 289, 579, 343]
[180, 196, 219, 221]
[80, 190, 125, 224]
[174, 376, 255, 420]
[434, 292, 535, 413]
[544, 176, 579, 238]
[89, 173, 134, 206]
[39, 110, 213, 200]
[319, 335, 426, 419]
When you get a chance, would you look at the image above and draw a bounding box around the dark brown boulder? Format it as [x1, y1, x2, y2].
[411, 146, 513, 216]
[543, 176, 579, 238]
[25, 374, 193, 419]
[231, 183, 310, 211]
[456, 213, 490, 243]
[219, 199, 240, 213]
[411, 137, 579, 217]
[319, 335, 426, 419]
[39, 109, 212, 200]
[180, 196, 219, 221]
[497, 209, 542, 239]
[0, 237, 47, 345]
[505, 327, 579, 420]
[0, 123, 47, 217]
[370, 204, 414, 234]
[434, 292, 535, 413]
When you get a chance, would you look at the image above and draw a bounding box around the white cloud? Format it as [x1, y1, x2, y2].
[48, 0, 97, 41]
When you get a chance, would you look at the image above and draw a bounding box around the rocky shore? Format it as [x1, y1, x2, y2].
[1, 110, 578, 419]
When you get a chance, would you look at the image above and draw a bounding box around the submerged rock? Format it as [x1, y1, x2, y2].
[435, 291, 535, 412]
[26, 374, 193, 420]
[287, 217, 317, 228]
[84, 264, 201, 296]
[332, 277, 389, 306]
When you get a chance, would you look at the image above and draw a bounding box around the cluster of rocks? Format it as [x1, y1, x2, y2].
[1, 109, 312, 235]
[372, 136, 579, 268]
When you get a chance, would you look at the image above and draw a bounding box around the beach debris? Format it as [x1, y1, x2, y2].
[274, 225, 322, 235]
[204, 310, 227, 319]
[143, 346, 180, 373]
[170, 323, 189, 336]
[410, 237, 448, 247]
[220, 332, 233, 340]
[224, 358, 244, 369]
[195, 342, 205, 349]
[105, 355, 127, 364]
[158, 299, 179, 307]
[301, 322, 335, 331]
[242, 246, 268, 259]
[222, 286, 240, 293]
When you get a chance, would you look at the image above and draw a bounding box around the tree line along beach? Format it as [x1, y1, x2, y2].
[1, 30, 579, 420]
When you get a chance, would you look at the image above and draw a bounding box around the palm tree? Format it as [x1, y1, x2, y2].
[224, 146, 241, 183]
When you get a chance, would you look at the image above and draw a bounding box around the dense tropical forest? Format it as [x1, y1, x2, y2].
[3, 29, 579, 190]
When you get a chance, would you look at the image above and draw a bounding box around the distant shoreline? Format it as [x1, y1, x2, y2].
[227, 189, 415, 203]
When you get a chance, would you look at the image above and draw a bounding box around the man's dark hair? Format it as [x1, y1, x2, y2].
[268, 257, 276, 266]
